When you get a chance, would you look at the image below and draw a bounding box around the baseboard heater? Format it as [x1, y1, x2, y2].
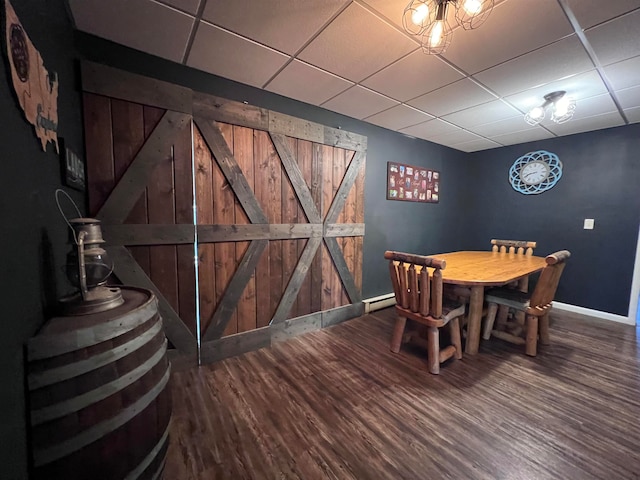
[363, 292, 396, 313]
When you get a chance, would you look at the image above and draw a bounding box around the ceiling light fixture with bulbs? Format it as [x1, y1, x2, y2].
[402, 0, 495, 54]
[524, 91, 577, 126]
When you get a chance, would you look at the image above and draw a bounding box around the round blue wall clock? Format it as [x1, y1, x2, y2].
[509, 150, 562, 195]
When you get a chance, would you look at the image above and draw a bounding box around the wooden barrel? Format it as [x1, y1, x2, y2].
[26, 287, 171, 479]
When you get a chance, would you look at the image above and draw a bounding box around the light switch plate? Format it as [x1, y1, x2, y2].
[584, 218, 594, 230]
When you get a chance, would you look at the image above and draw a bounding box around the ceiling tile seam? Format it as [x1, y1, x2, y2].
[582, 6, 640, 31]
[354, 0, 425, 45]
[261, 0, 355, 90]
[152, 0, 198, 17]
[557, 0, 629, 125]
[318, 84, 401, 110]
[181, 0, 208, 65]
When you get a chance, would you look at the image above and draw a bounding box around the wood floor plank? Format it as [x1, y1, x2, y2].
[165, 308, 640, 480]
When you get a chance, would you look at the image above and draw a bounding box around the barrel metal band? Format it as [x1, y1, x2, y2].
[33, 356, 171, 466]
[28, 318, 163, 390]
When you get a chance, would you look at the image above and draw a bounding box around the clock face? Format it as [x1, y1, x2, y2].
[520, 161, 550, 185]
[509, 150, 563, 195]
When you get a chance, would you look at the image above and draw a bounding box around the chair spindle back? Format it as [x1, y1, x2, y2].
[385, 251, 446, 319]
[491, 239, 537, 256]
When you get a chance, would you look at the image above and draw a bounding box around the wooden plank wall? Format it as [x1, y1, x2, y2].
[81, 61, 367, 362]
[83, 94, 197, 336]
[194, 124, 365, 338]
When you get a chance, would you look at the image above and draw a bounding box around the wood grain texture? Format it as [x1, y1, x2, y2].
[214, 123, 238, 336]
[82, 61, 192, 114]
[194, 126, 217, 336]
[166, 307, 640, 480]
[110, 99, 151, 281]
[83, 93, 114, 216]
[195, 118, 267, 224]
[97, 110, 190, 224]
[193, 92, 269, 131]
[108, 246, 196, 354]
[431, 251, 547, 355]
[234, 126, 257, 333]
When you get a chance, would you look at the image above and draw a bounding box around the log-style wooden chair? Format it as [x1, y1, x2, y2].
[482, 250, 570, 356]
[385, 251, 465, 374]
[491, 239, 537, 292]
[490, 239, 538, 330]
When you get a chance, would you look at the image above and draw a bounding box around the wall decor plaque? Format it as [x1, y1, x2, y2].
[4, 0, 59, 153]
[387, 162, 439, 203]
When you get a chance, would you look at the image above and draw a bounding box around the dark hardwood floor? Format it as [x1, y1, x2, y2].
[165, 308, 640, 479]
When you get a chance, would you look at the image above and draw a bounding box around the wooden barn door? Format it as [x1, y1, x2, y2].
[81, 63, 366, 365]
[81, 63, 197, 360]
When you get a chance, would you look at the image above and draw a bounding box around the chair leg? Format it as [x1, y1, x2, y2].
[390, 316, 407, 353]
[450, 317, 463, 360]
[525, 315, 538, 356]
[427, 326, 440, 374]
[539, 313, 550, 345]
[483, 303, 498, 340]
[495, 304, 510, 330]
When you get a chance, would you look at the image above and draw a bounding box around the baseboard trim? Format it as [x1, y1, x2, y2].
[552, 302, 634, 326]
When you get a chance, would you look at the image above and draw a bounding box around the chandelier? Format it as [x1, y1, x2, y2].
[525, 91, 577, 126]
[402, 0, 495, 54]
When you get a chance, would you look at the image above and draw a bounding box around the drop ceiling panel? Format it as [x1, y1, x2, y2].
[565, 0, 640, 29]
[504, 70, 609, 113]
[585, 9, 640, 66]
[321, 86, 399, 119]
[362, 51, 464, 102]
[624, 106, 640, 123]
[400, 119, 462, 140]
[544, 111, 625, 136]
[428, 129, 487, 147]
[603, 56, 640, 90]
[202, 0, 350, 55]
[441, 100, 521, 130]
[359, 0, 419, 31]
[265, 60, 353, 106]
[408, 79, 496, 116]
[616, 85, 640, 109]
[488, 127, 554, 146]
[567, 94, 619, 120]
[364, 105, 434, 130]
[157, 0, 200, 15]
[298, 2, 417, 82]
[66, 0, 640, 153]
[452, 138, 501, 152]
[442, 0, 573, 75]
[472, 116, 533, 137]
[473, 36, 594, 97]
[69, 0, 193, 63]
[187, 22, 290, 88]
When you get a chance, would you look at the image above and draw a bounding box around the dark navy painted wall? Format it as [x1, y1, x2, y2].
[0, 1, 84, 478]
[75, 32, 472, 300]
[465, 125, 640, 316]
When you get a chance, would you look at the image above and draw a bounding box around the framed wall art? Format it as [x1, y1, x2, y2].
[387, 161, 439, 203]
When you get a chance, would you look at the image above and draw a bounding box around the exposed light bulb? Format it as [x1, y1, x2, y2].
[411, 3, 429, 25]
[529, 106, 545, 120]
[554, 96, 569, 117]
[463, 0, 483, 15]
[430, 20, 444, 46]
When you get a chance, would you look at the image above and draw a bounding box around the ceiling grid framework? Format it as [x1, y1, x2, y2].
[68, 0, 640, 152]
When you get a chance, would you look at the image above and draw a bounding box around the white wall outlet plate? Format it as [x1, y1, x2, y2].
[584, 218, 595, 230]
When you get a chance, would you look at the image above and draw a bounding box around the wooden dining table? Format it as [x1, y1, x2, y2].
[430, 251, 547, 355]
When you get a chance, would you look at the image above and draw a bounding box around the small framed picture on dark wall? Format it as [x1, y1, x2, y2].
[60, 139, 86, 191]
[387, 161, 439, 203]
